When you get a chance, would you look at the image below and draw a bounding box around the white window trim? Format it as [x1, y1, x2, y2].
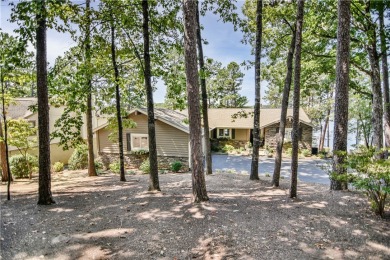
[217, 128, 232, 138]
[131, 133, 149, 151]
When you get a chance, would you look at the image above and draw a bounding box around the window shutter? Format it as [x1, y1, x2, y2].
[276, 127, 279, 133]
[232, 129, 235, 139]
[126, 133, 131, 151]
[213, 129, 217, 139]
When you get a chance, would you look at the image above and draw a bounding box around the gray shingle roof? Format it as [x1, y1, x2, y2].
[4, 98, 37, 119]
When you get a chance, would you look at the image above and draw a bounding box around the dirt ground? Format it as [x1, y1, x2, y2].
[1, 170, 389, 260]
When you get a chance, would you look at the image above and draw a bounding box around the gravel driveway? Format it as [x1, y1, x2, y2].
[212, 154, 331, 185]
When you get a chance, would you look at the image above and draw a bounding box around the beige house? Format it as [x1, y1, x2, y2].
[205, 108, 313, 149]
[5, 98, 74, 164]
[93, 108, 191, 169]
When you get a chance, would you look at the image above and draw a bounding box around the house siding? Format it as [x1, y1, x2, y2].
[234, 129, 250, 140]
[264, 122, 312, 149]
[98, 113, 189, 158]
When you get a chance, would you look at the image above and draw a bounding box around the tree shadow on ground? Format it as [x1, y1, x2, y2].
[1, 171, 389, 259]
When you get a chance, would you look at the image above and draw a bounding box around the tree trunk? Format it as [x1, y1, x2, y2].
[319, 108, 330, 151]
[367, 39, 383, 153]
[196, 1, 212, 175]
[183, 0, 209, 203]
[330, 0, 351, 191]
[379, 2, 390, 156]
[0, 120, 12, 183]
[142, 0, 160, 191]
[272, 27, 295, 187]
[85, 0, 97, 177]
[250, 0, 263, 181]
[290, 0, 304, 198]
[36, 0, 55, 205]
[110, 19, 126, 182]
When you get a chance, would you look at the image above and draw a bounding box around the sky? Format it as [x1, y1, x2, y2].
[0, 0, 266, 106]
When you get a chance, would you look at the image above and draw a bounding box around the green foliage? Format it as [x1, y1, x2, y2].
[286, 148, 293, 157]
[301, 149, 311, 157]
[171, 161, 182, 172]
[139, 159, 150, 174]
[52, 162, 64, 172]
[130, 149, 149, 155]
[222, 144, 235, 153]
[331, 148, 390, 218]
[107, 118, 136, 143]
[94, 160, 104, 170]
[9, 154, 38, 178]
[109, 161, 120, 174]
[7, 119, 37, 154]
[68, 144, 88, 170]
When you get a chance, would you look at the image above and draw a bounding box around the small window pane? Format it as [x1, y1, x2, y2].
[224, 129, 230, 136]
[141, 137, 148, 149]
[219, 129, 224, 136]
[133, 137, 140, 147]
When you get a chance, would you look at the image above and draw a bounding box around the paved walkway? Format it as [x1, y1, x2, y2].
[212, 154, 331, 185]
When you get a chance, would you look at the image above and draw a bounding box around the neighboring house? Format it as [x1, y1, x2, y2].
[5, 98, 74, 164]
[205, 108, 313, 149]
[93, 108, 191, 170]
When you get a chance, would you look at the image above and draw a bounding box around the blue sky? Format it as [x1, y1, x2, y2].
[1, 0, 266, 105]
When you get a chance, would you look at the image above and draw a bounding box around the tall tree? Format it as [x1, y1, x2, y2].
[85, 0, 97, 177]
[250, 0, 263, 181]
[272, 24, 296, 187]
[330, 0, 351, 191]
[1, 81, 12, 200]
[183, 0, 209, 203]
[142, 0, 160, 191]
[109, 12, 126, 182]
[196, 1, 212, 175]
[378, 1, 390, 155]
[36, 0, 55, 205]
[290, 0, 304, 198]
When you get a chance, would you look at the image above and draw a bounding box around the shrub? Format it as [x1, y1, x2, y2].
[331, 148, 390, 218]
[94, 160, 104, 170]
[9, 154, 38, 178]
[52, 162, 64, 172]
[130, 149, 149, 155]
[109, 161, 120, 174]
[68, 144, 88, 170]
[301, 149, 311, 157]
[140, 159, 150, 174]
[286, 148, 293, 157]
[171, 161, 182, 172]
[222, 144, 235, 153]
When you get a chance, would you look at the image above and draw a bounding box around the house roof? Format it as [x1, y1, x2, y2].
[4, 98, 37, 119]
[93, 108, 190, 134]
[179, 108, 312, 129]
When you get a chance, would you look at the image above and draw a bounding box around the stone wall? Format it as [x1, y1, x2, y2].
[98, 152, 189, 172]
[264, 122, 312, 150]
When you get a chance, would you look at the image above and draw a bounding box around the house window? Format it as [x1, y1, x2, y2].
[131, 134, 148, 150]
[218, 128, 231, 138]
[284, 128, 293, 142]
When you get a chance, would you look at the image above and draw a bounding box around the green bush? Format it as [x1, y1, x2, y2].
[286, 148, 293, 157]
[222, 144, 235, 153]
[68, 144, 88, 170]
[171, 161, 182, 172]
[301, 149, 311, 157]
[9, 154, 38, 178]
[52, 162, 64, 172]
[331, 148, 390, 218]
[94, 160, 104, 170]
[140, 159, 150, 174]
[109, 161, 120, 174]
[130, 149, 149, 155]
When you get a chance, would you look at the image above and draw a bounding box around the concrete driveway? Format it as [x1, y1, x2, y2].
[212, 154, 331, 185]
